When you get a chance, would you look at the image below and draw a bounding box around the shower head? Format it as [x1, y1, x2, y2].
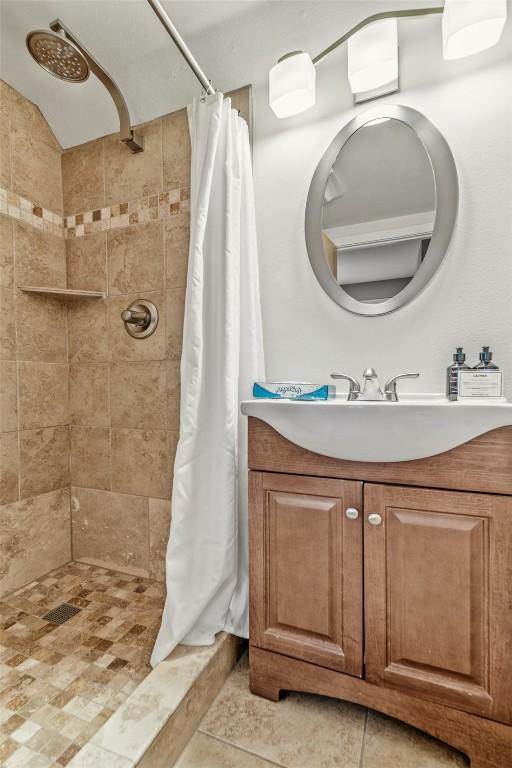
[24, 19, 143, 153]
[26, 30, 90, 82]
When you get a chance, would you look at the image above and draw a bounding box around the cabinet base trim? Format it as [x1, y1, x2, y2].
[249, 646, 512, 768]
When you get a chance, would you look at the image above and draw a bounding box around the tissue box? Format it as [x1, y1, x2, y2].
[253, 382, 335, 400]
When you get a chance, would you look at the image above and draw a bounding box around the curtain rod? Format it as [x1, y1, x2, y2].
[146, 0, 216, 95]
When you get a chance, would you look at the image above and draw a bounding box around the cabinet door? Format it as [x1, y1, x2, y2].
[249, 472, 363, 676]
[364, 484, 512, 724]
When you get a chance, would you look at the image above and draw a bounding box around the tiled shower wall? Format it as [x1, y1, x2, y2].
[0, 78, 251, 594]
[64, 86, 250, 581]
[0, 80, 70, 596]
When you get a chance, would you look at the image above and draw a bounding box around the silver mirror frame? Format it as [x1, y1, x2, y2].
[305, 105, 458, 316]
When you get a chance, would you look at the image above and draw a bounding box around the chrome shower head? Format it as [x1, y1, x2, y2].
[26, 30, 90, 83]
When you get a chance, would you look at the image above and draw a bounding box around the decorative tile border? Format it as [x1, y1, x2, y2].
[65, 187, 190, 239]
[0, 185, 190, 240]
[0, 187, 64, 236]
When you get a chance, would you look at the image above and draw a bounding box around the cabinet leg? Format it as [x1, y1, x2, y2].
[250, 678, 282, 702]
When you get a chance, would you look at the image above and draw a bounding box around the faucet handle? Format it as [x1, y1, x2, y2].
[384, 372, 420, 402]
[330, 373, 361, 401]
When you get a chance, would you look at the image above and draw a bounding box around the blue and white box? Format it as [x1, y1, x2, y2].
[253, 382, 335, 400]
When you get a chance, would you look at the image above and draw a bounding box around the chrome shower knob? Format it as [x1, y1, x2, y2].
[121, 299, 158, 339]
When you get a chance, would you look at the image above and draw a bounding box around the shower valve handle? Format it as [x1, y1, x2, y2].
[121, 308, 149, 326]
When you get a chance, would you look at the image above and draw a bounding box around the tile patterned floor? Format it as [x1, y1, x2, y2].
[176, 655, 470, 768]
[0, 562, 164, 767]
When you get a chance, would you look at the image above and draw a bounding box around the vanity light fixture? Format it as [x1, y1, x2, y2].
[269, 2, 508, 118]
[442, 0, 507, 60]
[269, 51, 316, 118]
[347, 18, 398, 102]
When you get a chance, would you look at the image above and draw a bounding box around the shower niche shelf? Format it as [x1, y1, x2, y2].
[19, 286, 106, 301]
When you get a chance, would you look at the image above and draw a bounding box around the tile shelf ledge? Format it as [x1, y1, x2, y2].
[19, 285, 106, 300]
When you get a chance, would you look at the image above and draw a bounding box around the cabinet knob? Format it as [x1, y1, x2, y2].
[345, 507, 359, 520]
[367, 513, 382, 526]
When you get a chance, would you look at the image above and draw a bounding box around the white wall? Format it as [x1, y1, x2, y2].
[252, 6, 512, 397]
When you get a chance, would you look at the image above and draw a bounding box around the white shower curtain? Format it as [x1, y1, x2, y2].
[151, 93, 265, 667]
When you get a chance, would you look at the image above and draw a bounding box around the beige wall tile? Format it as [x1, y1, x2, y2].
[166, 359, 180, 399]
[162, 109, 190, 191]
[67, 299, 109, 362]
[70, 363, 110, 427]
[108, 220, 164, 296]
[165, 287, 186, 361]
[149, 498, 171, 582]
[0, 80, 11, 189]
[66, 232, 107, 292]
[0, 214, 13, 288]
[14, 220, 66, 288]
[62, 140, 105, 216]
[11, 129, 63, 215]
[18, 362, 69, 430]
[0, 431, 19, 505]
[15, 293, 67, 363]
[109, 291, 166, 362]
[0, 489, 71, 598]
[165, 213, 189, 289]
[10, 88, 60, 153]
[71, 487, 149, 577]
[0, 362, 17, 432]
[19, 425, 70, 498]
[70, 427, 110, 490]
[111, 428, 172, 498]
[0, 288, 16, 360]
[110, 361, 166, 429]
[167, 396, 180, 432]
[104, 120, 163, 206]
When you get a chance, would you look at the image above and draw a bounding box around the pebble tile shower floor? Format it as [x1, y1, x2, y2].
[0, 562, 165, 767]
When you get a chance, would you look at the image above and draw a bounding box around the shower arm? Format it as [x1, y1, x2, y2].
[49, 19, 144, 153]
[145, 0, 216, 96]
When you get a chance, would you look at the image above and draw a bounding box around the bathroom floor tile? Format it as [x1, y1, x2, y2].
[176, 732, 277, 768]
[200, 656, 366, 768]
[195, 656, 469, 768]
[0, 561, 165, 766]
[361, 710, 468, 767]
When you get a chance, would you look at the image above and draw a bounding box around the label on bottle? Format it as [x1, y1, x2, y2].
[457, 370, 503, 398]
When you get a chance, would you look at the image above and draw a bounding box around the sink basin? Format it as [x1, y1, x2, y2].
[241, 395, 512, 462]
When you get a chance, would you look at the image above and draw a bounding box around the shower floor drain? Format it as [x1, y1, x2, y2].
[43, 603, 81, 624]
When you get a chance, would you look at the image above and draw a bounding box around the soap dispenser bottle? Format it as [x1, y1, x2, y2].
[447, 347, 470, 401]
[473, 346, 499, 370]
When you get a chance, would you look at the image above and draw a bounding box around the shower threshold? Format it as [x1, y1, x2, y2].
[0, 562, 242, 767]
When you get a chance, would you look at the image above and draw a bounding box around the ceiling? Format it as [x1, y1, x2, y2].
[0, 0, 447, 149]
[1, 0, 509, 149]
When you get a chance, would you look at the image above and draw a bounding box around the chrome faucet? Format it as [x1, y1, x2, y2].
[331, 369, 419, 402]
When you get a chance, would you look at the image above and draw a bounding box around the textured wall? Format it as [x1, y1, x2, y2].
[0, 81, 70, 596]
[252, 15, 512, 396]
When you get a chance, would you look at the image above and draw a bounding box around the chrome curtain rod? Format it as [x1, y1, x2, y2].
[146, 0, 216, 94]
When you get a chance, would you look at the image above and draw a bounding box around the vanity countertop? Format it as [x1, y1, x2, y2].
[241, 395, 512, 462]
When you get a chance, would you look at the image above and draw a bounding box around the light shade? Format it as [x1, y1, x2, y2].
[442, 0, 507, 60]
[347, 18, 398, 95]
[269, 52, 316, 118]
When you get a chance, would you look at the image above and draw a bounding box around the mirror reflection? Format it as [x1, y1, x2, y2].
[321, 118, 436, 304]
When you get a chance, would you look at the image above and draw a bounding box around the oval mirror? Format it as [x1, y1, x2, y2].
[305, 105, 458, 316]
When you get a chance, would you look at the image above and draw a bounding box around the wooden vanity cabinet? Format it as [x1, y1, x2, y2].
[249, 473, 363, 676]
[248, 418, 512, 768]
